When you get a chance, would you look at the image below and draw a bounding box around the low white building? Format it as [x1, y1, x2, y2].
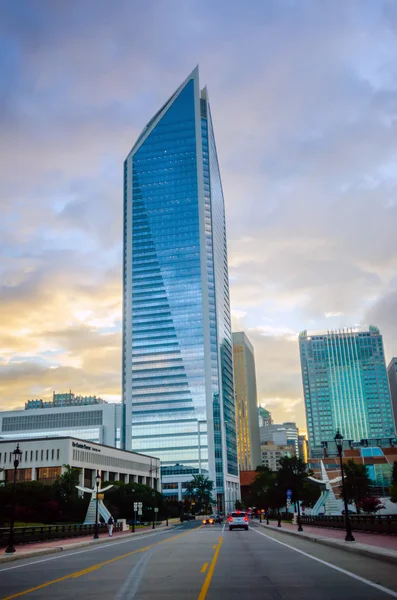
[0, 437, 160, 490]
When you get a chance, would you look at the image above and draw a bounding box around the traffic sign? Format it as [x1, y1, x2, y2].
[154, 508, 159, 513]
[286, 489, 292, 500]
[138, 510, 142, 515]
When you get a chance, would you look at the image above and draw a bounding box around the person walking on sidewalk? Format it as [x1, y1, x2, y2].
[107, 516, 115, 537]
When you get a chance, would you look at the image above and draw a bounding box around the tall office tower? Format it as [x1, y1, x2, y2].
[299, 327, 396, 457]
[232, 332, 261, 471]
[258, 406, 272, 428]
[122, 67, 239, 510]
[387, 358, 397, 429]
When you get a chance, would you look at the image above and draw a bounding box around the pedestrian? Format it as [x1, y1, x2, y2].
[107, 515, 115, 537]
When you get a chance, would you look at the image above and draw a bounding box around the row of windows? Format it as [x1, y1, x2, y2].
[1, 448, 60, 464]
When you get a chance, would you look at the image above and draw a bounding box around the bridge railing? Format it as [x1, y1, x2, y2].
[300, 514, 397, 535]
[0, 522, 122, 547]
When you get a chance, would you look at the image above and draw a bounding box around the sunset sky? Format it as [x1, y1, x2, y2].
[1, 0, 397, 429]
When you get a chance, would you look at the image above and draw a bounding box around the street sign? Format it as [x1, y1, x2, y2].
[138, 510, 142, 515]
[286, 489, 292, 500]
[154, 508, 159, 513]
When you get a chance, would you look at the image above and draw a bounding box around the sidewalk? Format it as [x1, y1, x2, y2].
[260, 521, 397, 564]
[0, 522, 176, 564]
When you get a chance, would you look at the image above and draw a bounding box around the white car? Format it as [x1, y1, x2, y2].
[228, 511, 249, 531]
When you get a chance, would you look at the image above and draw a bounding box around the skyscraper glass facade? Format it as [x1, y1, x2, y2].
[299, 327, 396, 456]
[122, 68, 239, 508]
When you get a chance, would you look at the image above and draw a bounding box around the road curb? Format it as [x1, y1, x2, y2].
[259, 523, 397, 565]
[0, 523, 176, 564]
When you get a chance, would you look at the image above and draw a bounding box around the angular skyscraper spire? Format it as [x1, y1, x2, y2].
[122, 67, 239, 511]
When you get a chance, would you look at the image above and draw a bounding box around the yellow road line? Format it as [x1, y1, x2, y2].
[2, 528, 200, 600]
[198, 537, 223, 600]
[200, 562, 209, 573]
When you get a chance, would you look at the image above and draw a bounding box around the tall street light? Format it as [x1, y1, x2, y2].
[334, 430, 355, 542]
[93, 470, 101, 540]
[292, 463, 303, 532]
[131, 487, 136, 533]
[5, 443, 22, 554]
[152, 491, 156, 530]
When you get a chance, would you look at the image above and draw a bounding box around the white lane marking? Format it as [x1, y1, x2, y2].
[251, 528, 397, 598]
[115, 547, 155, 600]
[0, 525, 185, 573]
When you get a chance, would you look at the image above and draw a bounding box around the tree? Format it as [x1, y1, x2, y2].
[185, 475, 214, 513]
[277, 456, 308, 503]
[250, 466, 274, 509]
[390, 461, 397, 503]
[103, 481, 163, 522]
[342, 460, 371, 514]
[53, 465, 81, 501]
[358, 497, 384, 514]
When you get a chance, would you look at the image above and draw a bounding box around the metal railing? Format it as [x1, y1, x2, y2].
[0, 522, 122, 547]
[300, 514, 397, 535]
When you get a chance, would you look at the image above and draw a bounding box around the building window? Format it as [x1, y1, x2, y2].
[46, 449, 49, 460]
[41, 450, 44, 461]
[51, 449, 54, 460]
[30, 450, 33, 461]
[37, 467, 62, 485]
[57, 449, 60, 460]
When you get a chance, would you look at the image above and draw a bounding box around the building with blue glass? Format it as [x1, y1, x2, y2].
[299, 327, 396, 457]
[122, 67, 239, 510]
[387, 357, 397, 430]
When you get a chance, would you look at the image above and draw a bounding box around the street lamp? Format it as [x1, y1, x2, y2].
[5, 444, 22, 554]
[93, 470, 101, 540]
[291, 464, 303, 532]
[274, 482, 282, 527]
[131, 487, 136, 533]
[334, 430, 355, 542]
[165, 498, 169, 527]
[152, 491, 156, 530]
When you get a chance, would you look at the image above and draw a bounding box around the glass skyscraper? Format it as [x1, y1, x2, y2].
[299, 326, 396, 456]
[122, 67, 239, 510]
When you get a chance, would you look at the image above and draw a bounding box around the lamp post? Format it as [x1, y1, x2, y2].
[274, 482, 282, 527]
[131, 487, 136, 533]
[93, 471, 101, 540]
[5, 444, 22, 554]
[334, 430, 355, 542]
[292, 464, 303, 532]
[165, 499, 169, 527]
[152, 491, 156, 530]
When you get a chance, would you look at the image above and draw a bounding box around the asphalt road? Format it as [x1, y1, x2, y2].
[1, 520, 396, 600]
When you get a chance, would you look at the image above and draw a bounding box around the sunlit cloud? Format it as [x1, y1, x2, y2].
[1, 1, 397, 431]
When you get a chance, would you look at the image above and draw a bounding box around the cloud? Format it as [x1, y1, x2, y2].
[1, 1, 397, 432]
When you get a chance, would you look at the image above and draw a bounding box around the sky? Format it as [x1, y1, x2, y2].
[1, 0, 397, 430]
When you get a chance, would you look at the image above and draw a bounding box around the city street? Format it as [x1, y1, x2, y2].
[1, 521, 397, 600]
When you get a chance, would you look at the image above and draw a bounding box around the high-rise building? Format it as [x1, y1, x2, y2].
[259, 422, 299, 457]
[122, 67, 239, 511]
[232, 332, 261, 471]
[299, 327, 396, 457]
[25, 391, 107, 410]
[298, 434, 308, 463]
[387, 358, 397, 429]
[260, 441, 295, 471]
[258, 406, 272, 427]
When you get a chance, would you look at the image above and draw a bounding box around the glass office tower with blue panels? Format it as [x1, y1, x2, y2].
[122, 67, 239, 510]
[299, 326, 396, 457]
